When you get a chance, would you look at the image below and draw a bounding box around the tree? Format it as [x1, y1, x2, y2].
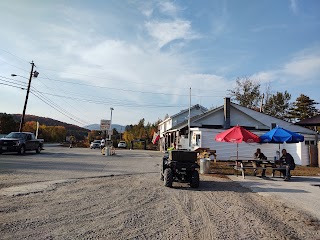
[0, 113, 18, 134]
[263, 91, 291, 120]
[288, 94, 319, 122]
[228, 77, 261, 109]
[122, 119, 159, 149]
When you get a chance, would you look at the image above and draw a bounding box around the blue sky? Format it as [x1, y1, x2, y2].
[0, 0, 319, 127]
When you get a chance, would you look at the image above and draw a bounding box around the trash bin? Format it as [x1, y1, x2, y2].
[200, 158, 211, 174]
[105, 147, 110, 156]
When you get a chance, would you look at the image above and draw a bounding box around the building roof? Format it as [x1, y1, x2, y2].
[170, 104, 207, 118]
[158, 104, 207, 125]
[295, 115, 320, 126]
[162, 101, 316, 135]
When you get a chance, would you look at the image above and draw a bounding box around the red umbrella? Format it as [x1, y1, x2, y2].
[215, 125, 260, 159]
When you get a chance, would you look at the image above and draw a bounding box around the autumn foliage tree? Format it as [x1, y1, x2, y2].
[122, 118, 159, 149]
[22, 121, 67, 142]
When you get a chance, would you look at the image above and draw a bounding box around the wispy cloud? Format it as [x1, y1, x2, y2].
[251, 45, 320, 87]
[290, 0, 299, 15]
[158, 1, 179, 17]
[251, 24, 287, 32]
[145, 19, 199, 48]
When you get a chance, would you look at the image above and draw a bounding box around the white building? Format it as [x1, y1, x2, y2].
[158, 104, 207, 151]
[160, 98, 317, 166]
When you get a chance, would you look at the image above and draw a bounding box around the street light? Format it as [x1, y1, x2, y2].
[109, 107, 114, 140]
[12, 61, 39, 132]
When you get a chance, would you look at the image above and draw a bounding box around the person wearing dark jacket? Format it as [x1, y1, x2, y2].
[277, 149, 295, 180]
[252, 148, 267, 176]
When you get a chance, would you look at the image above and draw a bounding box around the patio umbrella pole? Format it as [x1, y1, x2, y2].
[237, 143, 238, 160]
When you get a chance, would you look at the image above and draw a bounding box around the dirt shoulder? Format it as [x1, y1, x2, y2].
[0, 173, 319, 240]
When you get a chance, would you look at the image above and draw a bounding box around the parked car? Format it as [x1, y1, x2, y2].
[0, 132, 44, 155]
[90, 140, 101, 149]
[117, 141, 127, 148]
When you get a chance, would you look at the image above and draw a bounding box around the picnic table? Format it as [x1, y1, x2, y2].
[229, 156, 285, 179]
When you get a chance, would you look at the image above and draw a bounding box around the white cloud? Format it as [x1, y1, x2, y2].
[145, 19, 199, 48]
[251, 71, 278, 84]
[250, 46, 320, 88]
[283, 54, 320, 78]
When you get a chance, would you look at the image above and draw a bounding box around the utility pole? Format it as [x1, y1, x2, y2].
[188, 87, 191, 150]
[19, 61, 38, 132]
[109, 107, 114, 140]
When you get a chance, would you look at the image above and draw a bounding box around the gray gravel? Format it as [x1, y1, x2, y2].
[0, 147, 319, 239]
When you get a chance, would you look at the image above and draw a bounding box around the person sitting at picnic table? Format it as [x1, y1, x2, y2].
[252, 148, 267, 176]
[275, 149, 295, 181]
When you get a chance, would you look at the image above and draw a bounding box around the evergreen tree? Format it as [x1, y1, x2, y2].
[0, 113, 18, 134]
[288, 94, 319, 122]
[263, 91, 291, 120]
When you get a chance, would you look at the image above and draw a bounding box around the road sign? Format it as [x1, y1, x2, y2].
[100, 119, 111, 130]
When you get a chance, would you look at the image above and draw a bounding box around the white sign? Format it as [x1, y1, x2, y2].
[100, 119, 111, 130]
[107, 129, 113, 135]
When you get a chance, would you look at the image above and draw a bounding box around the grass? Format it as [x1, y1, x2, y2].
[208, 161, 320, 177]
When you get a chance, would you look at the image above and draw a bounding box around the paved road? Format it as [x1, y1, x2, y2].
[0, 146, 163, 188]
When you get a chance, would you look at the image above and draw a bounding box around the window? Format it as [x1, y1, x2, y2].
[305, 140, 315, 145]
[195, 134, 201, 146]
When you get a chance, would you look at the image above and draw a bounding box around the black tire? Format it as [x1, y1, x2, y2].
[36, 145, 41, 153]
[19, 145, 26, 155]
[160, 164, 164, 181]
[190, 171, 200, 188]
[164, 168, 173, 187]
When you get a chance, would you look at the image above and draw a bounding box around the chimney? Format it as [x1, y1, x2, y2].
[224, 97, 231, 129]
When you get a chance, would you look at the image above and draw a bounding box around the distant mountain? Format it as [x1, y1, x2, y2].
[10, 114, 90, 139]
[84, 124, 126, 132]
[11, 114, 89, 132]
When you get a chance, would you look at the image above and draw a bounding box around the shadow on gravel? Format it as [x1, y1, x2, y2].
[0, 159, 106, 172]
[259, 176, 320, 183]
[171, 179, 252, 193]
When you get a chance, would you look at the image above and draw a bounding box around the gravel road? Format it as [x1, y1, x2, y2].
[0, 148, 319, 239]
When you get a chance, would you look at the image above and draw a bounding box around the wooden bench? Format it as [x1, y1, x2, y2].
[234, 166, 267, 179]
[271, 167, 285, 177]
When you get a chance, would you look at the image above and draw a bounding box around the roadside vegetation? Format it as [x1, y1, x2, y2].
[209, 161, 320, 177]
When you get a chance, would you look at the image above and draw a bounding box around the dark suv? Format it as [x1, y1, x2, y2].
[160, 150, 200, 188]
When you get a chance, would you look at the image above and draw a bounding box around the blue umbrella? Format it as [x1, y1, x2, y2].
[260, 126, 304, 144]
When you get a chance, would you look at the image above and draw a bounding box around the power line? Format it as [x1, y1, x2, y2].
[0, 77, 27, 89]
[37, 75, 226, 98]
[0, 48, 30, 64]
[0, 59, 30, 73]
[30, 91, 86, 126]
[35, 70, 93, 124]
[31, 86, 90, 125]
[0, 77, 89, 125]
[0, 48, 229, 95]
[32, 89, 187, 108]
